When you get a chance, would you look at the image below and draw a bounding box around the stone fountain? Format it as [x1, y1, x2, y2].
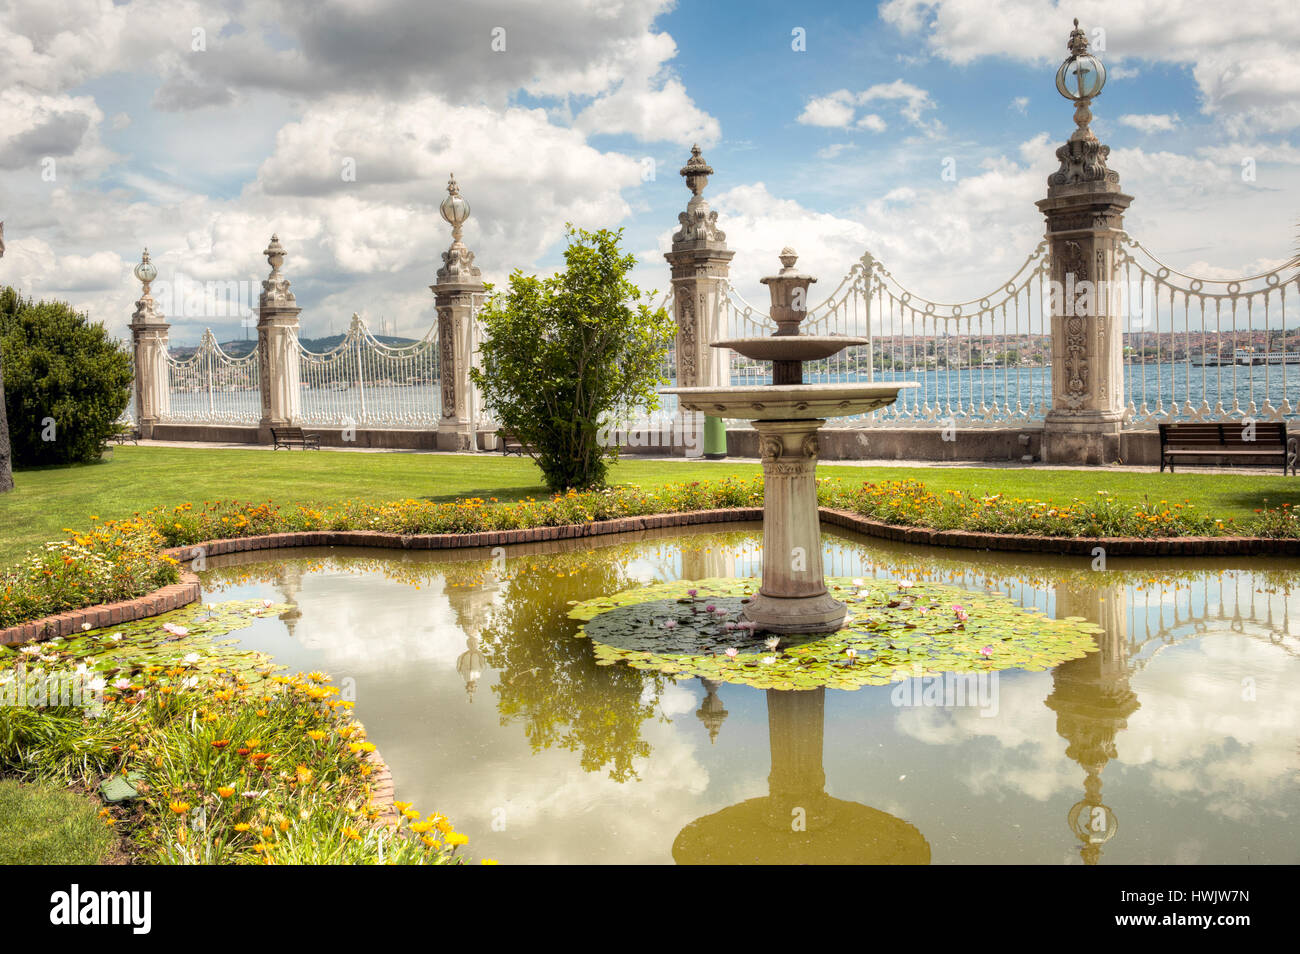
[664, 249, 915, 634]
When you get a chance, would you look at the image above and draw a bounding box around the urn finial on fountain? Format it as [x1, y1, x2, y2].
[760, 248, 818, 336]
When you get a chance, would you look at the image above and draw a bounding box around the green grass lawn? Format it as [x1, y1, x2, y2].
[2, 445, 1297, 566]
[0, 780, 119, 864]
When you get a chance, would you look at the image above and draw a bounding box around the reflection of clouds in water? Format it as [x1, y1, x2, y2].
[893, 676, 1079, 802]
[1121, 634, 1300, 821]
[892, 634, 1300, 819]
[388, 692, 756, 865]
[292, 571, 472, 669]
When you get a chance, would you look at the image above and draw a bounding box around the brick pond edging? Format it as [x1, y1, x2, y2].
[0, 569, 201, 647]
[6, 504, 1299, 646]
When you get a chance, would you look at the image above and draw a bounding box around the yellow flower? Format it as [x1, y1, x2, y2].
[261, 826, 274, 840]
[481, 859, 498, 865]
[216, 786, 236, 798]
[307, 730, 326, 741]
[169, 800, 191, 814]
[295, 764, 313, 785]
[409, 821, 434, 834]
[342, 827, 362, 841]
[402, 808, 421, 820]
[233, 823, 251, 832]
[445, 832, 469, 847]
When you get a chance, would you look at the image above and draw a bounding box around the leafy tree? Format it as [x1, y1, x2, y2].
[470, 226, 675, 491]
[0, 286, 132, 467]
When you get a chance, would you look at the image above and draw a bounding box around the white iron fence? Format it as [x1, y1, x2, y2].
[161, 329, 261, 423]
[1115, 235, 1300, 428]
[296, 314, 440, 428]
[725, 243, 1054, 426]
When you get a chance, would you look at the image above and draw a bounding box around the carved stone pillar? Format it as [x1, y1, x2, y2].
[128, 249, 170, 438]
[257, 234, 302, 438]
[742, 419, 845, 634]
[665, 145, 734, 458]
[1037, 20, 1133, 465]
[431, 175, 485, 452]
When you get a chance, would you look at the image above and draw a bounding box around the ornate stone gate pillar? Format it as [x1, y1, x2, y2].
[257, 234, 302, 440]
[1037, 20, 1133, 465]
[432, 175, 485, 452]
[129, 249, 170, 438]
[665, 145, 734, 458]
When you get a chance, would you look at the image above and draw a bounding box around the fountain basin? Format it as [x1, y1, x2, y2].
[712, 335, 869, 363]
[663, 382, 916, 421]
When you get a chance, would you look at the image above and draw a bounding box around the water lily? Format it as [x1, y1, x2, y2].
[113, 678, 132, 690]
[686, 589, 698, 599]
[764, 636, 780, 651]
[897, 579, 914, 590]
[979, 645, 994, 657]
[109, 633, 122, 642]
[724, 647, 739, 659]
[845, 648, 858, 663]
[663, 620, 678, 629]
[183, 652, 200, 664]
[762, 656, 777, 665]
[705, 604, 716, 613]
[81, 623, 91, 632]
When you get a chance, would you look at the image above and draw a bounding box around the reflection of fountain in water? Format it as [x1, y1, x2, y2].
[447, 571, 501, 702]
[674, 686, 930, 864]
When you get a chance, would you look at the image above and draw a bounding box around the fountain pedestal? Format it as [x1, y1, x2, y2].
[663, 247, 915, 635]
[745, 419, 846, 634]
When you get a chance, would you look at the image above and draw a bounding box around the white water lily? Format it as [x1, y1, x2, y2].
[183, 653, 200, 664]
[112, 678, 132, 690]
[110, 633, 123, 642]
[762, 656, 777, 665]
[897, 579, 914, 589]
[81, 623, 92, 631]
[19, 645, 41, 655]
[182, 676, 200, 689]
[86, 677, 107, 693]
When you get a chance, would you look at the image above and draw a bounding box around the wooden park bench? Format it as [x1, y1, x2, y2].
[1159, 421, 1296, 475]
[496, 428, 531, 456]
[109, 424, 140, 445]
[271, 425, 322, 450]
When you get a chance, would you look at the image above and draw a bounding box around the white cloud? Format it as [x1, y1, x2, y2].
[797, 89, 858, 128]
[1118, 113, 1180, 133]
[798, 81, 940, 135]
[879, 0, 1300, 133]
[1010, 95, 1029, 114]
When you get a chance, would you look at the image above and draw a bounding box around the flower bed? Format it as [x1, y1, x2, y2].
[1, 520, 179, 629]
[8, 475, 1300, 631]
[0, 601, 481, 865]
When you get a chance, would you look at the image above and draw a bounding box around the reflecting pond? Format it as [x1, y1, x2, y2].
[197, 524, 1300, 864]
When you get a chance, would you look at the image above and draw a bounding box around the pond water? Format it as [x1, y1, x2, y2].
[197, 525, 1300, 865]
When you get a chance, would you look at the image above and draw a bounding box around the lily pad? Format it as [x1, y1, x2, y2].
[568, 577, 1102, 691]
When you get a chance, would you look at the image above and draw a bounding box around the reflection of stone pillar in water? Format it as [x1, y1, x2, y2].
[695, 678, 728, 744]
[1046, 580, 1137, 864]
[274, 561, 304, 638]
[742, 421, 846, 634]
[681, 546, 736, 582]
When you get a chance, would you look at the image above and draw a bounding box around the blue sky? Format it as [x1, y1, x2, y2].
[1, 0, 1297, 344]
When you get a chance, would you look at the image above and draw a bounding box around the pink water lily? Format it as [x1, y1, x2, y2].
[978, 645, 994, 658]
[663, 620, 678, 629]
[686, 589, 698, 598]
[724, 647, 739, 659]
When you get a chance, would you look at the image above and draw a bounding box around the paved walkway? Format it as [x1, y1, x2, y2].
[127, 439, 1282, 475]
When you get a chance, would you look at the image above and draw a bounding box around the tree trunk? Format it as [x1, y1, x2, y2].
[0, 221, 10, 493]
[0, 351, 12, 493]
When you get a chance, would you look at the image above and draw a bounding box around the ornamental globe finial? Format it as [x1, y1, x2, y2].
[1056, 18, 1106, 103]
[133, 248, 157, 290]
[440, 173, 471, 241]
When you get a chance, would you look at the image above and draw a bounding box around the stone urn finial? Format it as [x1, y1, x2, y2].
[680, 144, 714, 197]
[260, 233, 296, 306]
[264, 233, 286, 275]
[761, 247, 818, 336]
